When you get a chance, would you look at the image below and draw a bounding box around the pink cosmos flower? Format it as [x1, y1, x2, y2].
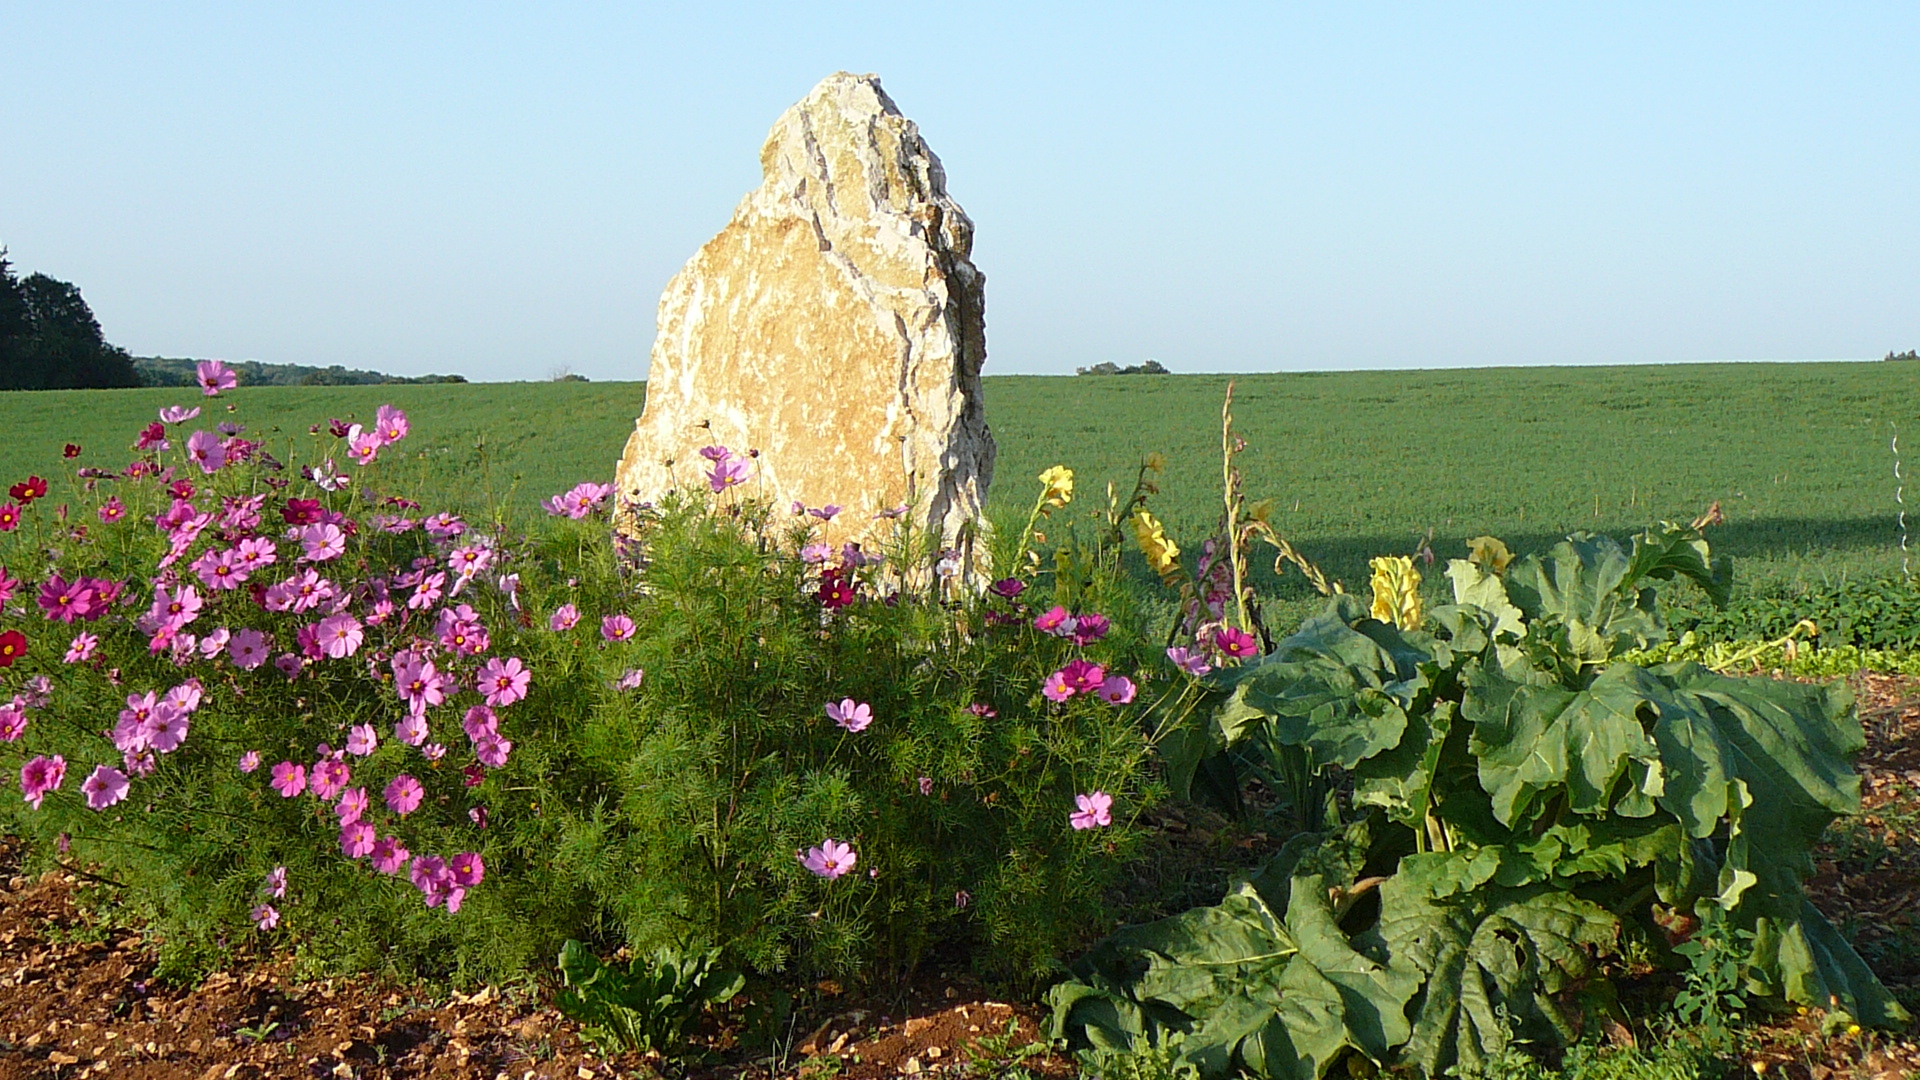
[1167, 646, 1213, 677]
[229, 628, 271, 670]
[800, 543, 833, 565]
[600, 614, 636, 643]
[266, 866, 287, 898]
[143, 708, 189, 754]
[385, 773, 425, 816]
[1033, 606, 1076, 637]
[370, 836, 411, 875]
[436, 854, 480, 892]
[375, 404, 410, 444]
[801, 839, 857, 879]
[311, 758, 351, 800]
[123, 749, 156, 777]
[1062, 660, 1108, 694]
[300, 523, 346, 562]
[21, 755, 67, 809]
[394, 714, 429, 747]
[22, 675, 50, 709]
[346, 724, 378, 756]
[0, 703, 25, 742]
[99, 496, 126, 524]
[186, 429, 227, 473]
[826, 699, 873, 733]
[270, 761, 307, 798]
[1070, 791, 1114, 830]
[199, 628, 231, 658]
[461, 705, 497, 741]
[477, 656, 531, 708]
[1042, 670, 1075, 702]
[276, 653, 305, 679]
[1073, 613, 1112, 646]
[469, 806, 489, 828]
[251, 903, 280, 931]
[65, 632, 99, 663]
[423, 512, 465, 539]
[159, 404, 202, 424]
[408, 572, 446, 610]
[394, 654, 447, 712]
[347, 432, 382, 466]
[616, 668, 645, 691]
[473, 732, 513, 768]
[989, 577, 1027, 599]
[1214, 627, 1260, 660]
[239, 750, 262, 773]
[1097, 675, 1138, 705]
[918, 776, 934, 796]
[315, 613, 364, 659]
[234, 536, 279, 571]
[196, 360, 238, 396]
[340, 819, 377, 858]
[448, 544, 493, 579]
[544, 603, 580, 632]
[421, 742, 447, 762]
[336, 787, 370, 825]
[706, 455, 752, 493]
[165, 681, 203, 714]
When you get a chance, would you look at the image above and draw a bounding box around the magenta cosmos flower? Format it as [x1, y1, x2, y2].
[385, 773, 425, 816]
[270, 761, 307, 798]
[1070, 791, 1114, 830]
[186, 430, 227, 473]
[477, 656, 531, 708]
[336, 786, 370, 824]
[370, 836, 411, 875]
[1033, 605, 1075, 637]
[82, 765, 131, 810]
[315, 613, 364, 660]
[706, 454, 752, 493]
[1214, 627, 1259, 660]
[800, 839, 857, 879]
[826, 699, 873, 733]
[0, 703, 26, 742]
[1097, 675, 1138, 705]
[340, 819, 377, 859]
[196, 359, 238, 395]
[252, 903, 280, 930]
[600, 614, 636, 643]
[20, 755, 66, 809]
[1061, 659, 1107, 694]
[65, 632, 99, 663]
[449, 852, 485, 887]
[375, 404, 410, 444]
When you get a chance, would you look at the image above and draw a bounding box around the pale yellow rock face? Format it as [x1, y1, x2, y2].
[616, 72, 994, 558]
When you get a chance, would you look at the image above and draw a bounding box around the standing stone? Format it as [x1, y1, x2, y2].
[616, 71, 995, 560]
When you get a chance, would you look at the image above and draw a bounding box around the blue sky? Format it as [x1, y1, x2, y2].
[3, 3, 1915, 380]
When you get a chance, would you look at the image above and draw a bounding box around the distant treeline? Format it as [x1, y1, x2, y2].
[0, 250, 143, 390]
[134, 356, 467, 388]
[1075, 359, 1170, 376]
[1887, 350, 1919, 362]
[1, 245, 468, 391]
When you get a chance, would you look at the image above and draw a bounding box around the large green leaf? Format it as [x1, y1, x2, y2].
[1371, 868, 1620, 1078]
[1048, 870, 1416, 1079]
[1462, 664, 1665, 829]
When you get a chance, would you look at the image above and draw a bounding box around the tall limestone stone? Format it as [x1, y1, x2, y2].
[616, 72, 995, 559]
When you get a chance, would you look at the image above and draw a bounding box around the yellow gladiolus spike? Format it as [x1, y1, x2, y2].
[1369, 555, 1424, 631]
[1131, 509, 1182, 578]
[1465, 535, 1515, 574]
[1039, 466, 1075, 508]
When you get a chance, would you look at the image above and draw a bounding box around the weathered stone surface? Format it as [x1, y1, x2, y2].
[616, 71, 994, 558]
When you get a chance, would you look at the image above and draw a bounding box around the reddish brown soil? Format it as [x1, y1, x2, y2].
[1, 672, 1917, 1080]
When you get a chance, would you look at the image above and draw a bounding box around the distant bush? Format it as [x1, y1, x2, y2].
[1076, 360, 1169, 376]
[0, 249, 142, 391]
[1885, 350, 1918, 362]
[1668, 574, 1920, 650]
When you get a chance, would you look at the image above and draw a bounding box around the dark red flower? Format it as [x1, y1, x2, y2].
[282, 498, 324, 526]
[817, 568, 857, 610]
[989, 577, 1027, 599]
[328, 419, 351, 438]
[0, 503, 19, 532]
[0, 630, 25, 667]
[9, 477, 48, 504]
[168, 479, 196, 501]
[63, 444, 81, 459]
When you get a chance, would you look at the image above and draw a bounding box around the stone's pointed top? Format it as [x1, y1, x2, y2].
[618, 73, 994, 564]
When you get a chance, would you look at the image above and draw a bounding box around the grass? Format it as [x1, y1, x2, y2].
[9, 361, 1920, 628]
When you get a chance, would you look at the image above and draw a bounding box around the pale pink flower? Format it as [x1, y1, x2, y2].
[252, 903, 280, 930]
[65, 632, 99, 663]
[310, 758, 351, 800]
[266, 866, 287, 898]
[347, 432, 382, 465]
[706, 455, 752, 492]
[123, 749, 156, 777]
[800, 543, 833, 565]
[800, 839, 857, 879]
[81, 765, 130, 809]
[300, 523, 346, 562]
[346, 724, 378, 756]
[394, 714, 429, 747]
[315, 613, 364, 659]
[199, 627, 231, 657]
[1041, 670, 1074, 703]
[549, 603, 580, 631]
[336, 787, 370, 825]
[421, 742, 446, 761]
[164, 680, 203, 714]
[229, 628, 271, 669]
[826, 699, 873, 733]
[600, 614, 636, 643]
[196, 359, 238, 395]
[239, 750, 262, 773]
[1097, 675, 1138, 705]
[159, 404, 201, 424]
[186, 429, 227, 473]
[1070, 791, 1114, 830]
[615, 668, 645, 691]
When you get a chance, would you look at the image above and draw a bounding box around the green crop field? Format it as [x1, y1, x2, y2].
[7, 361, 1919, 623]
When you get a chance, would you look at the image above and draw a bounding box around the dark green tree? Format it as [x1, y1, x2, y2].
[0, 249, 141, 390]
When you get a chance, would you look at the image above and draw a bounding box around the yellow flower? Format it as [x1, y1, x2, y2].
[1038, 466, 1074, 508]
[1369, 555, 1424, 631]
[1132, 509, 1182, 578]
[1465, 535, 1514, 574]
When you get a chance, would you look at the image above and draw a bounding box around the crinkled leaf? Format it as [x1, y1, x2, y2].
[1446, 560, 1524, 641]
[1371, 871, 1619, 1078]
[1049, 870, 1415, 1079]
[1238, 610, 1438, 771]
[1463, 664, 1664, 828]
